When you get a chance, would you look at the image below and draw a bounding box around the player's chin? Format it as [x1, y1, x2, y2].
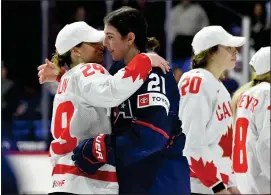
[111, 53, 122, 62]
[228, 61, 236, 70]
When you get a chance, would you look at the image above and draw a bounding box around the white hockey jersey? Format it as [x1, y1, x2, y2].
[234, 82, 270, 194]
[48, 54, 152, 194]
[178, 68, 236, 194]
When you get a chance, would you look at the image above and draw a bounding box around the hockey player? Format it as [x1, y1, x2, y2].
[178, 26, 245, 194]
[232, 47, 270, 194]
[43, 21, 170, 194]
[71, 7, 190, 194]
[38, 8, 190, 194]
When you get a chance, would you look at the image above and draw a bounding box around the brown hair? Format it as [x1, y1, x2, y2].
[104, 6, 160, 53]
[191, 46, 219, 69]
[232, 66, 271, 119]
[146, 37, 160, 53]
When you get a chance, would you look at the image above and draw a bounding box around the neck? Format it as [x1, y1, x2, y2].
[124, 47, 140, 65]
[70, 58, 84, 69]
[70, 62, 77, 69]
[205, 61, 224, 80]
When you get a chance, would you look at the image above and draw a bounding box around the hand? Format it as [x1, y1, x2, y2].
[144, 53, 170, 74]
[72, 138, 105, 175]
[37, 59, 60, 84]
[71, 134, 115, 175]
[228, 186, 241, 194]
[215, 189, 231, 194]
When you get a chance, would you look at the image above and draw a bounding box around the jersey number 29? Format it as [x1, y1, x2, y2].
[51, 101, 77, 155]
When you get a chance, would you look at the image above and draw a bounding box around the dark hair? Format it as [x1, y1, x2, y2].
[51, 43, 83, 68]
[191, 46, 219, 69]
[104, 6, 159, 52]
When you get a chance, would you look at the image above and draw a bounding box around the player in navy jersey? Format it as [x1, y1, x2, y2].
[72, 7, 190, 194]
[38, 7, 190, 194]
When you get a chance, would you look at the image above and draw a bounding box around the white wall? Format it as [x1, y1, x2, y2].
[6, 153, 52, 194]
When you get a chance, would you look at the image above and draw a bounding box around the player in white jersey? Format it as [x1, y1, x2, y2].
[178, 26, 246, 194]
[232, 47, 270, 194]
[42, 21, 169, 195]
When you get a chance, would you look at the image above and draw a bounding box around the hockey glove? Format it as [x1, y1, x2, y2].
[71, 134, 115, 175]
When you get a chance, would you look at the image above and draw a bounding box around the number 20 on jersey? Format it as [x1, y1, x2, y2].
[180, 76, 202, 96]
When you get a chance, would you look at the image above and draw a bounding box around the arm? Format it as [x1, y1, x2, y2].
[179, 94, 228, 193]
[72, 112, 182, 173]
[112, 70, 181, 166]
[72, 72, 181, 171]
[78, 54, 151, 108]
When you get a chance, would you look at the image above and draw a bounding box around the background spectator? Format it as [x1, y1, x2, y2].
[250, 2, 268, 51]
[1, 63, 21, 139]
[73, 6, 87, 22]
[169, 0, 209, 82]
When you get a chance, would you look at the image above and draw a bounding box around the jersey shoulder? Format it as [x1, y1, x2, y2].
[178, 68, 219, 98]
[73, 63, 110, 79]
[244, 82, 270, 113]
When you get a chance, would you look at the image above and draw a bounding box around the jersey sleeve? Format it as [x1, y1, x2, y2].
[228, 172, 237, 188]
[178, 78, 226, 190]
[255, 94, 270, 180]
[78, 54, 152, 108]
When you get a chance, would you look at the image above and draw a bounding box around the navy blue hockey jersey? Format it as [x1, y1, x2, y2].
[109, 61, 190, 194]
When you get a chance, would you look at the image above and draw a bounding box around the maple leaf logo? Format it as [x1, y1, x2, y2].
[220, 173, 229, 185]
[122, 55, 151, 82]
[219, 125, 233, 159]
[190, 157, 219, 187]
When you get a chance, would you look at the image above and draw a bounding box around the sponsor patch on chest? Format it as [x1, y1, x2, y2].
[137, 92, 170, 114]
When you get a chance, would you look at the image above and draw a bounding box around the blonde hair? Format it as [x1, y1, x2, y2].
[232, 66, 271, 119]
[51, 42, 83, 68]
[51, 50, 72, 69]
[146, 37, 160, 52]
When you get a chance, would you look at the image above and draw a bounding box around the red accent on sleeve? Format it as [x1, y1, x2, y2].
[92, 134, 107, 163]
[220, 173, 229, 185]
[56, 67, 67, 82]
[122, 54, 152, 82]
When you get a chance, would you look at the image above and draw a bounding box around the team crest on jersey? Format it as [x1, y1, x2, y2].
[137, 92, 170, 115]
[113, 99, 133, 124]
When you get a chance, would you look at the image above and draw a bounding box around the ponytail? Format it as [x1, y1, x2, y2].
[232, 67, 271, 119]
[146, 37, 160, 53]
[51, 50, 72, 69]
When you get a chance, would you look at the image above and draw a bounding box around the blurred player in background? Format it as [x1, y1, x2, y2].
[178, 26, 245, 194]
[40, 21, 169, 194]
[72, 7, 190, 194]
[232, 46, 270, 194]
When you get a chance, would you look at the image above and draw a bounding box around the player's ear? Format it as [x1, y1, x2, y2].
[127, 32, 135, 46]
[71, 47, 81, 57]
